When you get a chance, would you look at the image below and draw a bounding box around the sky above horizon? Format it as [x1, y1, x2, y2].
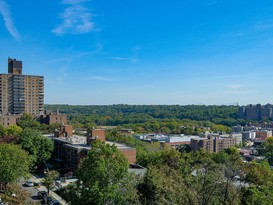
[0, 0, 273, 105]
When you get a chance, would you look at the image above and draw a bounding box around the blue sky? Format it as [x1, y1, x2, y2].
[0, 0, 273, 105]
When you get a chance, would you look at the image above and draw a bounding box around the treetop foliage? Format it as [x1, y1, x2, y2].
[0, 144, 31, 183]
[45, 104, 243, 128]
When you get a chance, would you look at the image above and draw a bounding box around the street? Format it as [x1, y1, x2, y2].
[18, 178, 41, 204]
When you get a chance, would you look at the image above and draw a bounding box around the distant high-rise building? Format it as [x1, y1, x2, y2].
[0, 58, 44, 115]
[238, 104, 273, 121]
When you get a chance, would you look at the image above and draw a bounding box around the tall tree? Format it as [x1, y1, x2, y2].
[138, 165, 191, 205]
[19, 128, 53, 168]
[16, 113, 40, 130]
[242, 161, 273, 204]
[260, 137, 273, 165]
[0, 144, 31, 183]
[43, 170, 59, 194]
[4, 125, 22, 137]
[62, 141, 139, 205]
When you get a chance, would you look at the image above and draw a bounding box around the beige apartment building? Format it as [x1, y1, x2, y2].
[191, 135, 236, 153]
[0, 58, 44, 115]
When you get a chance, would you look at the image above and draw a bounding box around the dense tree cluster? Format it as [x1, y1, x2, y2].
[1, 108, 273, 204]
[259, 136, 273, 165]
[19, 128, 53, 168]
[45, 104, 244, 132]
[0, 144, 31, 183]
[0, 114, 54, 204]
[17, 113, 62, 134]
[57, 136, 273, 205]
[60, 142, 139, 205]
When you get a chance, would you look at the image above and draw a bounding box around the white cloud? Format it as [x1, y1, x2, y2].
[110, 57, 138, 63]
[63, 0, 90, 4]
[86, 76, 116, 81]
[46, 66, 69, 84]
[227, 84, 243, 89]
[0, 0, 20, 41]
[255, 23, 273, 31]
[110, 46, 140, 63]
[110, 57, 132, 61]
[207, 1, 220, 6]
[46, 58, 70, 64]
[52, 0, 94, 35]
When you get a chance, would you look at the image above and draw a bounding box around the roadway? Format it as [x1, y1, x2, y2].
[18, 177, 41, 204]
[19, 175, 68, 205]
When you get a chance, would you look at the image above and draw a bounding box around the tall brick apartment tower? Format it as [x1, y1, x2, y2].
[0, 58, 44, 115]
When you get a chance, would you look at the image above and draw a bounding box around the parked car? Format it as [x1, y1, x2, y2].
[47, 196, 53, 202]
[37, 191, 47, 199]
[49, 200, 60, 205]
[25, 180, 34, 187]
[42, 196, 53, 205]
[34, 181, 41, 187]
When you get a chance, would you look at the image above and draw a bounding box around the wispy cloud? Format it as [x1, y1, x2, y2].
[110, 46, 140, 63]
[0, 0, 20, 41]
[233, 32, 247, 37]
[86, 76, 116, 81]
[46, 42, 104, 64]
[207, 1, 220, 6]
[110, 57, 138, 63]
[227, 84, 243, 89]
[47, 66, 69, 84]
[52, 0, 95, 35]
[46, 58, 70, 64]
[213, 73, 273, 80]
[63, 0, 89, 4]
[255, 22, 273, 31]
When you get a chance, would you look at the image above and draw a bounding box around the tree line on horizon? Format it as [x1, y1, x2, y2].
[45, 104, 245, 134]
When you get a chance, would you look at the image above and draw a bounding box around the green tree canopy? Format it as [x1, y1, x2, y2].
[44, 170, 59, 194]
[5, 125, 23, 136]
[62, 141, 139, 205]
[241, 161, 273, 204]
[19, 128, 53, 168]
[260, 137, 273, 165]
[138, 165, 191, 205]
[16, 113, 41, 130]
[0, 144, 31, 183]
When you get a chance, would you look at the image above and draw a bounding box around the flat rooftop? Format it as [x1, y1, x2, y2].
[44, 134, 135, 151]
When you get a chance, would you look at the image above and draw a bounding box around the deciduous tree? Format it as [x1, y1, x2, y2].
[44, 170, 59, 194]
[62, 141, 139, 205]
[260, 137, 273, 165]
[16, 113, 40, 130]
[19, 128, 53, 168]
[0, 144, 31, 183]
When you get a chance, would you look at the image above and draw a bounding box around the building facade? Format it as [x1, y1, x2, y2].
[0, 58, 44, 115]
[255, 130, 272, 140]
[242, 131, 256, 140]
[191, 135, 236, 153]
[238, 104, 273, 121]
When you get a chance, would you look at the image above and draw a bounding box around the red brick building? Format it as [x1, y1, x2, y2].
[49, 128, 136, 171]
[54, 125, 73, 138]
[191, 135, 236, 153]
[0, 111, 67, 127]
[88, 129, 106, 143]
